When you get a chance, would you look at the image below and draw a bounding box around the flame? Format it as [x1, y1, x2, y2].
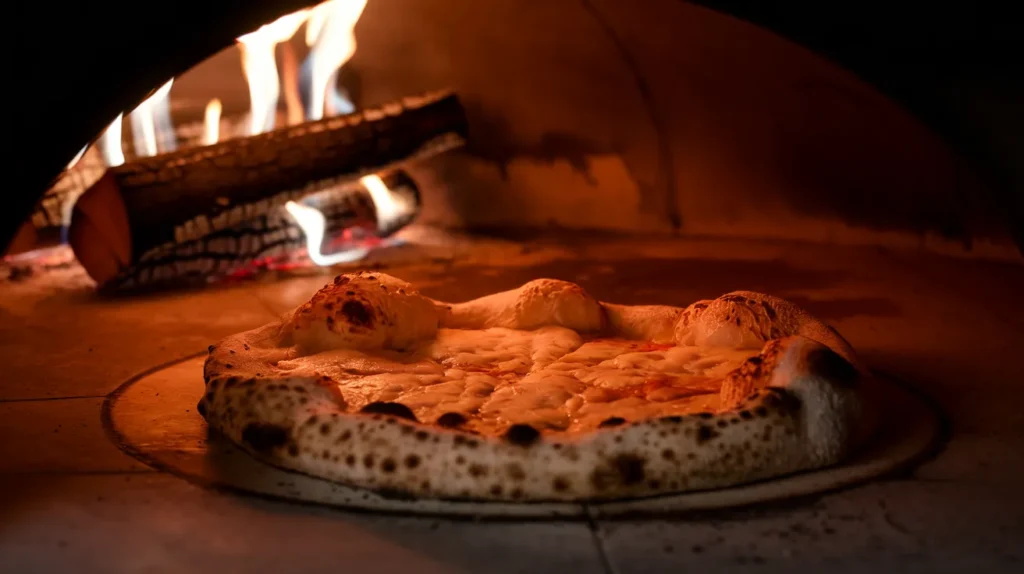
[305, 0, 367, 120]
[285, 174, 411, 267]
[279, 42, 306, 126]
[98, 114, 125, 167]
[361, 174, 414, 232]
[202, 99, 223, 145]
[284, 201, 370, 266]
[129, 78, 175, 157]
[66, 145, 88, 170]
[237, 10, 311, 135]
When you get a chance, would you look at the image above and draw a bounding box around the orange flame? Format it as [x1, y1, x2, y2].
[285, 174, 410, 267]
[128, 79, 174, 157]
[202, 99, 223, 145]
[305, 0, 367, 120]
[66, 145, 88, 171]
[284, 201, 370, 266]
[237, 9, 311, 135]
[98, 114, 125, 167]
[361, 174, 415, 232]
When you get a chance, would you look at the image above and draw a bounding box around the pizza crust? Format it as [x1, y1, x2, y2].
[200, 273, 873, 502]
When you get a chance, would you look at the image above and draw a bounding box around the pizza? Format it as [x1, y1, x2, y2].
[199, 272, 875, 502]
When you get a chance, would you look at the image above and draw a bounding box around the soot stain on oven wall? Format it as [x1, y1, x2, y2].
[459, 101, 611, 184]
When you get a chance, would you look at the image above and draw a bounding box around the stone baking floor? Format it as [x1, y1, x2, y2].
[2, 229, 1023, 573]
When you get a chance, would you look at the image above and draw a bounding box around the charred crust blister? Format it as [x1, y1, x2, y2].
[340, 300, 374, 327]
[599, 416, 627, 428]
[613, 454, 647, 485]
[242, 423, 290, 454]
[360, 401, 418, 421]
[505, 424, 541, 447]
[696, 425, 720, 444]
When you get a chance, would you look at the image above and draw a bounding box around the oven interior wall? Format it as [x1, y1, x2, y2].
[130, 0, 1024, 259]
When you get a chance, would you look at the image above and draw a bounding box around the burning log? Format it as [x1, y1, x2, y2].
[69, 90, 466, 288]
[106, 170, 419, 291]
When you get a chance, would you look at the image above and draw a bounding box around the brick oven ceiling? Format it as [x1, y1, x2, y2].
[5, 1, 1022, 254]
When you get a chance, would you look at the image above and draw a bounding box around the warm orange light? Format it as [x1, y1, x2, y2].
[237, 9, 311, 135]
[202, 99, 223, 146]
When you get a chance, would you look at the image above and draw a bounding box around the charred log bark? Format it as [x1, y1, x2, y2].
[107, 171, 419, 292]
[69, 91, 465, 286]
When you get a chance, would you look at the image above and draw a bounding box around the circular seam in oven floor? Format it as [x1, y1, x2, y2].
[102, 354, 944, 519]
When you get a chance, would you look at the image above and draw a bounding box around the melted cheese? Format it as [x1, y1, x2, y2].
[275, 325, 758, 436]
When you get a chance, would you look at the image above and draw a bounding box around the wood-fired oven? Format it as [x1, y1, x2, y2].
[2, 1, 1021, 572]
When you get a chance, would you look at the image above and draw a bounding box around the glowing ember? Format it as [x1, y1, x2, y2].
[305, 0, 367, 120]
[237, 10, 311, 135]
[202, 99, 223, 145]
[129, 79, 175, 157]
[98, 114, 125, 167]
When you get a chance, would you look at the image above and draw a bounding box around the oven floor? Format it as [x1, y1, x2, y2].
[2, 230, 1023, 573]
